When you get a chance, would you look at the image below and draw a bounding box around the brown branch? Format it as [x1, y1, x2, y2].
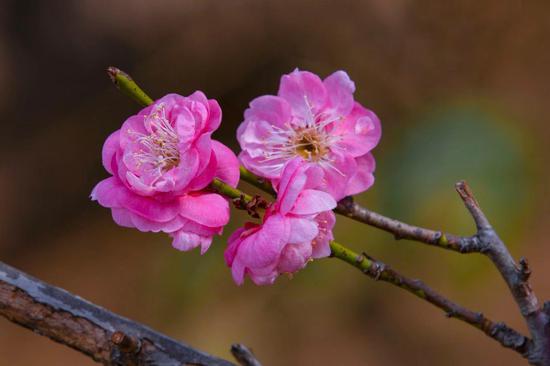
[334, 196, 482, 252]
[454, 181, 550, 365]
[0, 261, 256, 366]
[330, 241, 532, 358]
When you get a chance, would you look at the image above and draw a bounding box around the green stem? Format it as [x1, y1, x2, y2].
[107, 66, 154, 106]
[239, 167, 276, 195]
[210, 178, 253, 202]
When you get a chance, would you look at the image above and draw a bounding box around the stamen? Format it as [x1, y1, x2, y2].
[130, 104, 180, 180]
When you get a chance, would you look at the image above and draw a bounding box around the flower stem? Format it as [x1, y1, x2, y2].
[107, 66, 154, 106]
[239, 167, 276, 195]
[210, 178, 254, 202]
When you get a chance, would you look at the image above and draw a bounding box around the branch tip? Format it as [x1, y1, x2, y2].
[231, 344, 262, 366]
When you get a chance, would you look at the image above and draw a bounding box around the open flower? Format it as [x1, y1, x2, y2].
[225, 158, 336, 285]
[237, 69, 381, 200]
[91, 93, 239, 254]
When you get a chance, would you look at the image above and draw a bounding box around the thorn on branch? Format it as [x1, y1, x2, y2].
[111, 331, 141, 354]
[519, 257, 532, 281]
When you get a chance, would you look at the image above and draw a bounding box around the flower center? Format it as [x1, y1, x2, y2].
[131, 104, 180, 177]
[291, 128, 329, 162]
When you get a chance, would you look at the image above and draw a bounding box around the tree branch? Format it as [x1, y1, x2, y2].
[0, 261, 247, 366]
[454, 181, 550, 365]
[329, 241, 532, 358]
[107, 66, 549, 364]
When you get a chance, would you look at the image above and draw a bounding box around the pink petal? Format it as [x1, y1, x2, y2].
[111, 208, 134, 228]
[225, 227, 247, 266]
[277, 159, 307, 215]
[323, 71, 355, 116]
[291, 189, 336, 215]
[102, 130, 120, 175]
[320, 153, 357, 201]
[333, 103, 381, 157]
[248, 266, 279, 286]
[344, 153, 376, 196]
[174, 107, 197, 147]
[171, 230, 212, 254]
[287, 217, 319, 244]
[312, 211, 335, 259]
[231, 259, 246, 285]
[235, 214, 289, 269]
[179, 193, 229, 228]
[277, 242, 312, 273]
[130, 213, 184, 233]
[186, 149, 217, 192]
[244, 95, 292, 128]
[278, 70, 327, 119]
[212, 140, 240, 187]
[92, 177, 181, 222]
[91, 177, 123, 208]
[238, 150, 284, 179]
[205, 99, 222, 133]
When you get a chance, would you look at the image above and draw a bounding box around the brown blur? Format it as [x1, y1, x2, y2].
[0, 1, 549, 365]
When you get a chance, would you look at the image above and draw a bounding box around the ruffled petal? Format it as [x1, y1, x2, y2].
[332, 103, 381, 157]
[323, 71, 355, 116]
[344, 153, 376, 196]
[277, 242, 312, 273]
[179, 193, 230, 227]
[244, 95, 292, 128]
[291, 189, 336, 215]
[235, 214, 289, 269]
[111, 208, 134, 228]
[312, 211, 335, 259]
[171, 230, 212, 254]
[287, 217, 319, 244]
[278, 69, 327, 120]
[212, 140, 240, 187]
[102, 130, 120, 175]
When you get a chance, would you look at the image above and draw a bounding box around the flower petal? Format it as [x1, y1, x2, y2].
[179, 193, 229, 227]
[344, 153, 376, 196]
[287, 217, 319, 244]
[244, 95, 292, 128]
[278, 69, 327, 120]
[212, 140, 240, 187]
[291, 189, 336, 215]
[324, 70, 355, 116]
[102, 130, 120, 175]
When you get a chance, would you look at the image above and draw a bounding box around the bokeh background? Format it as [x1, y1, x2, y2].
[0, 1, 548, 365]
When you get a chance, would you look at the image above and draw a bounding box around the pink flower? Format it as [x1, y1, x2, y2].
[237, 69, 381, 200]
[91, 93, 239, 254]
[224, 159, 336, 285]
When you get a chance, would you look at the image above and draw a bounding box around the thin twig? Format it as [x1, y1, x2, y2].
[329, 241, 532, 358]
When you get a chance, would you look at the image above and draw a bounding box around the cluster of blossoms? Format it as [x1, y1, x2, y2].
[92, 69, 381, 285]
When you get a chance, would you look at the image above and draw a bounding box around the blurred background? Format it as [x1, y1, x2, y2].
[0, 0, 548, 365]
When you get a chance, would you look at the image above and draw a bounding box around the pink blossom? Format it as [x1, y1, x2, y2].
[237, 69, 381, 200]
[224, 159, 336, 285]
[91, 93, 239, 254]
